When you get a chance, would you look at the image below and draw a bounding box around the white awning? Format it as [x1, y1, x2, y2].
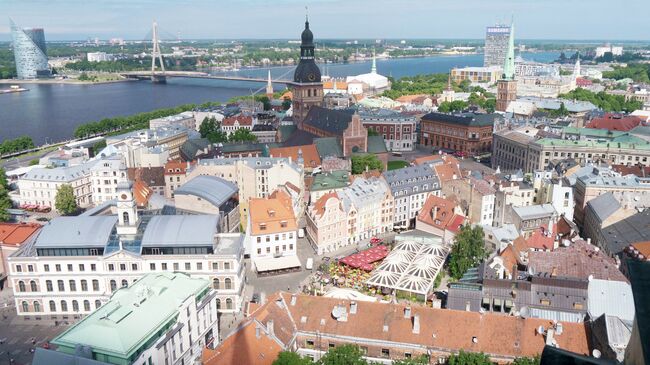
[254, 255, 302, 272]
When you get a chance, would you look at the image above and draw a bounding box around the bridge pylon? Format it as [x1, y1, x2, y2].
[151, 21, 166, 84]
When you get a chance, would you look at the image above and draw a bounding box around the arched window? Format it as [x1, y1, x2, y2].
[226, 298, 233, 310]
[121, 279, 128, 288]
[58, 280, 65, 291]
[213, 278, 220, 289]
[224, 278, 232, 290]
[81, 280, 88, 291]
[83, 300, 91, 312]
[95, 300, 102, 309]
[110, 280, 117, 292]
[61, 300, 68, 312]
[33, 301, 40, 312]
[69, 280, 76, 292]
[216, 299, 221, 310]
[30, 280, 37, 292]
[123, 212, 130, 225]
[72, 300, 79, 312]
[18, 281, 26, 292]
[46, 280, 53, 292]
[21, 301, 29, 313]
[49, 301, 56, 312]
[92, 280, 99, 291]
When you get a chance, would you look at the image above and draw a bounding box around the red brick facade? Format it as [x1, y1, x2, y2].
[420, 116, 493, 156]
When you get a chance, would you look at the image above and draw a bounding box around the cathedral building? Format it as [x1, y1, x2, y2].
[292, 17, 324, 127]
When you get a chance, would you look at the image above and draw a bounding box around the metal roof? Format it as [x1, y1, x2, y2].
[512, 204, 556, 220]
[141, 215, 218, 247]
[382, 164, 439, 196]
[34, 216, 117, 248]
[51, 273, 208, 360]
[586, 193, 621, 222]
[587, 279, 635, 322]
[174, 175, 238, 208]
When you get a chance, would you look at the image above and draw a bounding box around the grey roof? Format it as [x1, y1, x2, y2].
[180, 138, 211, 160]
[174, 176, 238, 208]
[592, 314, 633, 362]
[34, 216, 117, 249]
[421, 112, 497, 127]
[314, 137, 343, 158]
[518, 96, 598, 112]
[303, 106, 355, 134]
[338, 177, 389, 212]
[382, 164, 439, 196]
[141, 215, 218, 247]
[23, 161, 96, 182]
[586, 193, 621, 222]
[214, 234, 245, 256]
[587, 279, 635, 321]
[512, 204, 556, 220]
[32, 347, 109, 365]
[366, 135, 388, 154]
[525, 307, 585, 323]
[600, 208, 650, 255]
[196, 156, 301, 172]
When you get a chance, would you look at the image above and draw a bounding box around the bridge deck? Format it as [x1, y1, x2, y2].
[121, 71, 294, 85]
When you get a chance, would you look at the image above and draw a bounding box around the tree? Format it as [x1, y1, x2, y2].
[317, 345, 367, 365]
[229, 128, 258, 143]
[259, 96, 272, 111]
[92, 140, 107, 156]
[199, 117, 228, 143]
[55, 184, 78, 216]
[447, 350, 492, 365]
[438, 100, 468, 113]
[351, 154, 384, 174]
[448, 225, 487, 280]
[393, 355, 429, 365]
[0, 168, 11, 222]
[511, 355, 541, 365]
[282, 98, 292, 111]
[273, 351, 313, 365]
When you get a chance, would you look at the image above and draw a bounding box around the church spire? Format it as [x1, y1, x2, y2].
[266, 70, 273, 97]
[371, 49, 377, 74]
[502, 19, 515, 81]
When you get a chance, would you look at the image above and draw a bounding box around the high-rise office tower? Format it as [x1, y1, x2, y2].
[484, 24, 511, 67]
[10, 19, 50, 79]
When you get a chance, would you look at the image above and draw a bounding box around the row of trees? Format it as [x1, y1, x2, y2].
[559, 88, 642, 113]
[0, 136, 35, 156]
[198, 117, 258, 143]
[602, 63, 650, 83]
[272, 346, 540, 365]
[0, 168, 11, 222]
[351, 154, 384, 174]
[73, 101, 220, 138]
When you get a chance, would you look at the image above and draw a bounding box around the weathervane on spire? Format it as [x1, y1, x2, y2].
[305, 5, 309, 22]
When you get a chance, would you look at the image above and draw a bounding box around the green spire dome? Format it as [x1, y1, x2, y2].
[502, 20, 515, 80]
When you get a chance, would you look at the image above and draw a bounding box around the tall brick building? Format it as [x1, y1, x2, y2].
[419, 112, 496, 156]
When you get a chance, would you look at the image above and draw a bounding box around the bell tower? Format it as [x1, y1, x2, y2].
[116, 161, 138, 235]
[292, 13, 323, 128]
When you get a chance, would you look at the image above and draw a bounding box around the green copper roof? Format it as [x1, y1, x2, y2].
[534, 136, 650, 150]
[502, 21, 515, 81]
[311, 170, 350, 191]
[52, 273, 209, 364]
[561, 127, 623, 139]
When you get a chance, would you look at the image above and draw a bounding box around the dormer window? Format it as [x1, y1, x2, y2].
[268, 209, 275, 217]
[259, 223, 267, 230]
[280, 220, 287, 228]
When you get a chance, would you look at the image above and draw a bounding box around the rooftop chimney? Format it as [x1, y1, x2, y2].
[404, 306, 411, 319]
[350, 301, 357, 314]
[290, 294, 297, 306]
[255, 326, 261, 339]
[412, 314, 420, 334]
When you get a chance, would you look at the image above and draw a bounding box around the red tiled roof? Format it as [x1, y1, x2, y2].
[585, 113, 642, 132]
[611, 164, 650, 178]
[222, 115, 254, 127]
[270, 144, 321, 169]
[312, 191, 340, 218]
[0, 223, 41, 246]
[417, 195, 464, 231]
[447, 214, 465, 233]
[525, 225, 555, 251]
[133, 180, 153, 207]
[164, 160, 192, 175]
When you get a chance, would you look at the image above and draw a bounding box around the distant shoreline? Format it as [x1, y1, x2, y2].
[0, 78, 134, 85]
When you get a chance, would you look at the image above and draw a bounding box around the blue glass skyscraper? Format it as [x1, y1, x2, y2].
[10, 19, 50, 79]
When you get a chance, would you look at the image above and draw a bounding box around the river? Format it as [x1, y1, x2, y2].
[0, 52, 558, 144]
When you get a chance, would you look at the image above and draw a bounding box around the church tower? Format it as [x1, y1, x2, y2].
[266, 70, 274, 99]
[115, 161, 139, 236]
[292, 14, 323, 128]
[496, 20, 517, 112]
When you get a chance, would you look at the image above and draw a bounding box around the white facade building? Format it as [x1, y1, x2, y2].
[382, 165, 441, 228]
[90, 155, 125, 205]
[17, 162, 95, 211]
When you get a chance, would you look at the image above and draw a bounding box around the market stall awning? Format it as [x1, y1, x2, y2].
[254, 255, 302, 272]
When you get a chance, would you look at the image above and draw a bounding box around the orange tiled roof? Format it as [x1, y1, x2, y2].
[312, 191, 340, 218]
[0, 223, 41, 247]
[202, 321, 283, 365]
[631, 241, 650, 258]
[323, 80, 348, 90]
[249, 190, 297, 235]
[526, 225, 555, 251]
[417, 195, 463, 231]
[270, 144, 322, 169]
[280, 293, 589, 360]
[164, 160, 192, 175]
[222, 115, 254, 127]
[133, 180, 153, 207]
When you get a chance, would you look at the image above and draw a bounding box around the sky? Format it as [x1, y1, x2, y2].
[1, 0, 650, 41]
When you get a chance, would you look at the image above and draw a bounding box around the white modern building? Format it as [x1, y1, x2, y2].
[9, 177, 245, 319]
[36, 272, 218, 365]
[86, 52, 113, 62]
